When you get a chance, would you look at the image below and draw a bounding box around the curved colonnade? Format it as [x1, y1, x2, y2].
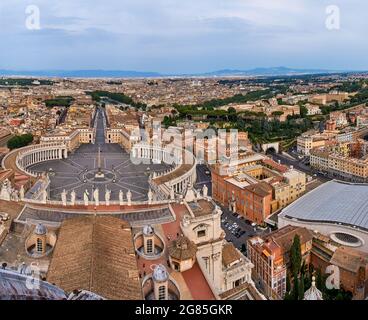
[2, 142, 197, 208]
[2, 143, 68, 178]
[132, 143, 197, 199]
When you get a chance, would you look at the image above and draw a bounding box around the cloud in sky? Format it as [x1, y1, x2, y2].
[0, 0, 367, 72]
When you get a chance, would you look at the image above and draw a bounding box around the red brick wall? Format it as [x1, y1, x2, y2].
[212, 170, 272, 224]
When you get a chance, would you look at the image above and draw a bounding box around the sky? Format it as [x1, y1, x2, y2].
[0, 0, 367, 73]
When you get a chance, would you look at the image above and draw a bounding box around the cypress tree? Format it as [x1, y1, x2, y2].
[316, 268, 324, 291]
[290, 235, 302, 276]
[299, 275, 305, 300]
[286, 272, 291, 293]
[293, 272, 299, 300]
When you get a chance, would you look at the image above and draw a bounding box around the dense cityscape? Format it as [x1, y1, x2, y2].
[1, 72, 368, 303]
[1, 2, 368, 317]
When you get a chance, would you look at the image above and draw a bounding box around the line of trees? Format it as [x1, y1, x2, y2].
[44, 96, 74, 108]
[7, 133, 33, 150]
[87, 90, 147, 110]
[0, 78, 53, 86]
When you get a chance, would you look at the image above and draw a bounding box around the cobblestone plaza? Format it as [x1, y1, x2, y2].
[28, 109, 171, 201]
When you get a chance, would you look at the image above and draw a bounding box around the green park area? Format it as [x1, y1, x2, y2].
[44, 96, 74, 108]
[7, 134, 34, 150]
[87, 90, 147, 110]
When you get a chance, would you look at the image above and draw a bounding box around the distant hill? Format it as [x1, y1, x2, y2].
[0, 66, 350, 78]
[199, 66, 336, 77]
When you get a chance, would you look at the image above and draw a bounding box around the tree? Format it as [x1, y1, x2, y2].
[7, 133, 34, 150]
[272, 111, 284, 117]
[286, 272, 291, 293]
[298, 276, 305, 300]
[293, 272, 299, 300]
[228, 107, 236, 113]
[316, 268, 324, 291]
[300, 105, 308, 118]
[163, 116, 173, 128]
[290, 235, 302, 276]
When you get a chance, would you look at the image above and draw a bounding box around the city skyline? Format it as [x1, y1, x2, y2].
[2, 0, 368, 306]
[1, 0, 368, 73]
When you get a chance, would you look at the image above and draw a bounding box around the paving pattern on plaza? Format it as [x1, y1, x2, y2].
[27, 109, 172, 201]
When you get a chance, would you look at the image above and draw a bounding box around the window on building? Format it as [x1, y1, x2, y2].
[36, 238, 43, 253]
[234, 279, 241, 288]
[197, 230, 206, 238]
[158, 285, 166, 300]
[146, 239, 153, 253]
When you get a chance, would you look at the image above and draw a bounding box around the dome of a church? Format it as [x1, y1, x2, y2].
[152, 265, 169, 282]
[35, 223, 47, 235]
[143, 225, 154, 236]
[304, 276, 323, 300]
[168, 236, 197, 261]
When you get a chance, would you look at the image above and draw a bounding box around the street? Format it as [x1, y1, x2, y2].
[195, 164, 212, 196]
[268, 150, 330, 191]
[219, 205, 272, 254]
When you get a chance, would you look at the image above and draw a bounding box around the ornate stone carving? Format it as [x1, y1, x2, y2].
[119, 190, 124, 206]
[93, 188, 99, 206]
[61, 189, 67, 206]
[84, 190, 89, 206]
[126, 189, 132, 206]
[105, 188, 111, 206]
[70, 190, 76, 206]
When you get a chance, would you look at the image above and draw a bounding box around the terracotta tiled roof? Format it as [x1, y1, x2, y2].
[262, 158, 288, 173]
[153, 164, 193, 185]
[168, 236, 197, 261]
[222, 243, 241, 267]
[330, 246, 368, 273]
[0, 199, 24, 219]
[245, 181, 272, 197]
[270, 225, 313, 253]
[219, 282, 264, 300]
[47, 216, 143, 300]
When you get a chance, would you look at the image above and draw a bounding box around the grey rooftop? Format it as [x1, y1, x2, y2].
[280, 180, 368, 232]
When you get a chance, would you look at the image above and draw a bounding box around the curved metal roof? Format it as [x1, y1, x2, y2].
[280, 180, 368, 232]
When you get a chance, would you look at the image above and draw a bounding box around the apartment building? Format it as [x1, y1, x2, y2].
[247, 226, 313, 299]
[211, 156, 306, 224]
[297, 131, 336, 156]
[310, 142, 368, 182]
